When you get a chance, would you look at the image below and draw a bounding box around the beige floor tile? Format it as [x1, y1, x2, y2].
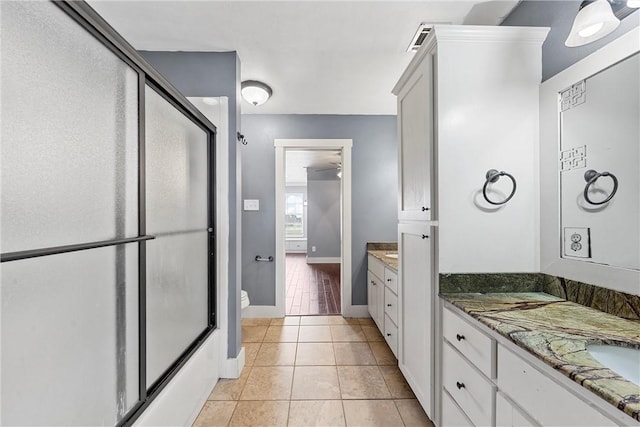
[291, 366, 341, 400]
[330, 325, 367, 342]
[342, 400, 404, 427]
[228, 401, 289, 427]
[298, 325, 332, 342]
[356, 317, 375, 326]
[344, 317, 361, 325]
[242, 317, 272, 326]
[208, 368, 251, 401]
[240, 366, 294, 400]
[243, 343, 261, 367]
[395, 399, 435, 427]
[333, 342, 377, 366]
[362, 325, 384, 342]
[296, 342, 336, 365]
[369, 341, 397, 365]
[300, 315, 349, 326]
[270, 316, 300, 326]
[263, 325, 300, 343]
[287, 400, 346, 427]
[242, 325, 268, 343]
[254, 343, 297, 366]
[380, 365, 415, 398]
[193, 401, 236, 427]
[337, 366, 391, 399]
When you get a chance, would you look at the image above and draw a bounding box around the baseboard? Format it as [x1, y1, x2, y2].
[343, 305, 370, 318]
[219, 346, 245, 379]
[306, 257, 341, 264]
[242, 305, 281, 318]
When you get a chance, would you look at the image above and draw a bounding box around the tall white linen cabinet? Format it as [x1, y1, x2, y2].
[392, 25, 548, 424]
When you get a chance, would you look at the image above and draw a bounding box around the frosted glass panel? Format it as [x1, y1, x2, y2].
[0, 1, 138, 253]
[1, 245, 139, 425]
[146, 232, 209, 384]
[145, 86, 209, 385]
[145, 87, 208, 234]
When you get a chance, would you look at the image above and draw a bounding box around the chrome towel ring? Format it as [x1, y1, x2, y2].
[583, 169, 618, 205]
[482, 169, 517, 205]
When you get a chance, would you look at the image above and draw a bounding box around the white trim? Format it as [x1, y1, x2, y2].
[242, 305, 283, 318]
[306, 257, 341, 264]
[219, 346, 245, 379]
[275, 139, 354, 317]
[346, 305, 370, 318]
[539, 27, 640, 296]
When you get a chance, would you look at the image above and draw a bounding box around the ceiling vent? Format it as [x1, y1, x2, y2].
[407, 23, 450, 52]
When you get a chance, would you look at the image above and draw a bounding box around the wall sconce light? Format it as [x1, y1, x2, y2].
[241, 80, 273, 106]
[566, 0, 639, 47]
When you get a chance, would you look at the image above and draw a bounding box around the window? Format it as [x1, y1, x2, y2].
[285, 193, 304, 236]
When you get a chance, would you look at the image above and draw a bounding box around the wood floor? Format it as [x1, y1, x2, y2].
[286, 253, 340, 316]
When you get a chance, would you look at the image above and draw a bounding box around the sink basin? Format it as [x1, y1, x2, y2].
[586, 344, 640, 385]
[385, 253, 398, 259]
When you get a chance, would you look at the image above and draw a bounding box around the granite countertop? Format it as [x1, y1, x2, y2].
[441, 292, 640, 421]
[368, 250, 398, 270]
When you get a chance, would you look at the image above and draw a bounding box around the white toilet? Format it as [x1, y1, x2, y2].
[241, 289, 250, 310]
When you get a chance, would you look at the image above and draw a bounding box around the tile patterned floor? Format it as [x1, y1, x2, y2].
[193, 315, 434, 427]
[286, 254, 341, 316]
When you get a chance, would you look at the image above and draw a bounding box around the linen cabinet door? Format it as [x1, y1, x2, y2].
[398, 223, 435, 417]
[397, 54, 435, 222]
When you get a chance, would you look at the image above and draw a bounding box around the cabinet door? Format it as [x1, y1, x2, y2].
[398, 223, 434, 417]
[496, 392, 537, 427]
[367, 271, 378, 327]
[397, 54, 434, 221]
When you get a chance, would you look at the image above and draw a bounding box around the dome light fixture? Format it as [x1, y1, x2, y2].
[565, 0, 620, 47]
[241, 80, 273, 106]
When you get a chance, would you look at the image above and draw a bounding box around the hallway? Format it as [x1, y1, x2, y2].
[286, 254, 341, 316]
[193, 315, 433, 426]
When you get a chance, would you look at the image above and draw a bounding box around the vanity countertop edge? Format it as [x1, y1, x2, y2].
[367, 249, 398, 271]
[440, 292, 640, 423]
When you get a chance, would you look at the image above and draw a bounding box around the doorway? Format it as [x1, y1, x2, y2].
[275, 139, 353, 317]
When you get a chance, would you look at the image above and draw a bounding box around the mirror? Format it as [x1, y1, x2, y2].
[559, 52, 639, 271]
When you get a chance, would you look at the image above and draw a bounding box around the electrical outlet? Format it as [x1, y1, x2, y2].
[563, 227, 591, 258]
[311, 246, 316, 252]
[243, 199, 259, 211]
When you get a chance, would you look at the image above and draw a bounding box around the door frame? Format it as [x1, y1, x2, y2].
[275, 139, 353, 317]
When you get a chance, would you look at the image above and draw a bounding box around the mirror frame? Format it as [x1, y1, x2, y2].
[540, 26, 640, 296]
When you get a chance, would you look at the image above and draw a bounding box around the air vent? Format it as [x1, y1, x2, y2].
[407, 22, 450, 52]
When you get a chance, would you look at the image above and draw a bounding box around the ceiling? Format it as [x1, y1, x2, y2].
[286, 150, 341, 185]
[89, 1, 519, 115]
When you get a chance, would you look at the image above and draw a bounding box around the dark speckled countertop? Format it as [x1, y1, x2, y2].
[441, 292, 640, 422]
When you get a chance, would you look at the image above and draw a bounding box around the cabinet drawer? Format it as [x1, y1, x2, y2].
[368, 255, 384, 281]
[443, 342, 495, 427]
[443, 306, 495, 378]
[442, 389, 473, 427]
[497, 344, 617, 427]
[384, 268, 398, 294]
[384, 286, 398, 325]
[384, 314, 398, 357]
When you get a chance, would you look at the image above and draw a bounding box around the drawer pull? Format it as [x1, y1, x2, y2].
[456, 334, 465, 341]
[422, 234, 429, 239]
[371, 281, 376, 286]
[422, 206, 430, 211]
[456, 381, 465, 390]
[387, 333, 392, 337]
[387, 303, 392, 307]
[387, 278, 392, 282]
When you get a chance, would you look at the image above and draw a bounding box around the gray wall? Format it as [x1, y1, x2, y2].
[502, 1, 640, 80]
[307, 173, 341, 259]
[241, 115, 397, 306]
[140, 51, 243, 358]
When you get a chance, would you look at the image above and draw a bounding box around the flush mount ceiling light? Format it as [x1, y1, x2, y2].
[565, 0, 620, 47]
[241, 80, 273, 106]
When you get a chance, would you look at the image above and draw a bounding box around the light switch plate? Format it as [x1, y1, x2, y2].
[563, 227, 591, 258]
[244, 199, 259, 211]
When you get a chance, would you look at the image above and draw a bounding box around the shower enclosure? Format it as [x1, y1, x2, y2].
[0, 2, 217, 425]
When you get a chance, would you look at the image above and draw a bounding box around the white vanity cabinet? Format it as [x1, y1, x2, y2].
[367, 254, 398, 355]
[442, 303, 627, 427]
